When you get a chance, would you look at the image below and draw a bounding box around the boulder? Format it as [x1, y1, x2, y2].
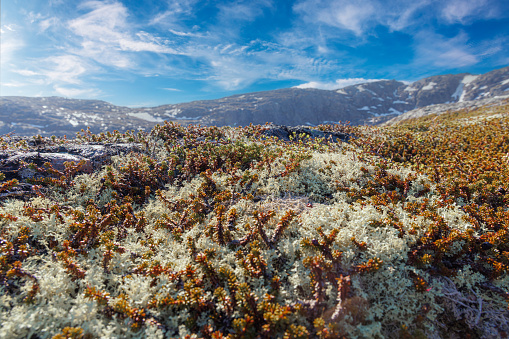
[0, 142, 143, 182]
[260, 124, 351, 142]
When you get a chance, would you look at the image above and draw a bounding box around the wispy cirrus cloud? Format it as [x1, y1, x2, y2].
[292, 0, 433, 37]
[6, 51, 101, 98]
[185, 39, 339, 90]
[54, 86, 100, 98]
[38, 17, 59, 32]
[168, 29, 205, 38]
[293, 0, 507, 36]
[68, 1, 182, 66]
[6, 0, 185, 95]
[13, 70, 40, 77]
[289, 0, 509, 79]
[441, 0, 500, 24]
[217, 0, 272, 23]
[293, 0, 375, 36]
[412, 30, 509, 74]
[0, 25, 24, 67]
[149, 0, 199, 26]
[413, 31, 479, 68]
[23, 10, 62, 34]
[1, 81, 26, 88]
[43, 55, 92, 84]
[384, 0, 433, 31]
[14, 55, 98, 90]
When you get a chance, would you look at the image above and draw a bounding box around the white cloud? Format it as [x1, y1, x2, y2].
[169, 29, 204, 38]
[54, 86, 100, 98]
[294, 0, 375, 35]
[20, 10, 61, 34]
[294, 78, 381, 90]
[292, 0, 429, 35]
[330, 3, 375, 35]
[27, 12, 44, 24]
[163, 88, 182, 91]
[67, 1, 181, 69]
[14, 70, 39, 77]
[435, 49, 478, 67]
[0, 82, 25, 88]
[294, 81, 336, 90]
[14, 55, 95, 86]
[217, 0, 272, 23]
[119, 37, 178, 54]
[441, 0, 498, 24]
[38, 17, 59, 32]
[69, 1, 129, 42]
[0, 25, 24, 67]
[385, 0, 432, 31]
[44, 55, 90, 84]
[414, 31, 479, 68]
[202, 55, 264, 90]
[185, 39, 339, 91]
[292, 0, 505, 38]
[149, 0, 198, 26]
[49, 0, 65, 6]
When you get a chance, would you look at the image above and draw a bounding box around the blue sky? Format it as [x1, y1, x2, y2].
[1, 0, 509, 107]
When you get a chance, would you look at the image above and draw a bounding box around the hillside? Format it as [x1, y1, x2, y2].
[385, 96, 509, 125]
[0, 99, 508, 338]
[1, 66, 508, 136]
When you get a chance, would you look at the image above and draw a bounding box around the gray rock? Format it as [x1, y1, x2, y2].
[0, 142, 143, 181]
[261, 124, 351, 142]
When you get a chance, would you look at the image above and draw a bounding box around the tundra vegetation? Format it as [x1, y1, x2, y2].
[0, 100, 508, 338]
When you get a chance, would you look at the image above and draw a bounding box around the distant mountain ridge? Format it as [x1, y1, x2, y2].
[1, 66, 508, 136]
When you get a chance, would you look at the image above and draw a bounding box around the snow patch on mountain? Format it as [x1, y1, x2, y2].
[164, 108, 182, 117]
[451, 83, 464, 100]
[128, 112, 165, 122]
[175, 116, 201, 120]
[459, 75, 479, 102]
[422, 82, 437, 90]
[452, 75, 478, 101]
[463, 75, 479, 84]
[68, 119, 79, 127]
[357, 85, 377, 96]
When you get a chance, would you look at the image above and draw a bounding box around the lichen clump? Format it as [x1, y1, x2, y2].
[1, 109, 508, 338]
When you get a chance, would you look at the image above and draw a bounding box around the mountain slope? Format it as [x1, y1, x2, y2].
[1, 66, 508, 136]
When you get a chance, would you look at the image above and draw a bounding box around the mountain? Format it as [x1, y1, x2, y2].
[0, 96, 157, 137]
[385, 67, 509, 124]
[1, 66, 508, 136]
[385, 96, 509, 125]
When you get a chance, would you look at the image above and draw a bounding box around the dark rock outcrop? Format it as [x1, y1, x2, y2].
[0, 141, 143, 199]
[261, 124, 351, 142]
